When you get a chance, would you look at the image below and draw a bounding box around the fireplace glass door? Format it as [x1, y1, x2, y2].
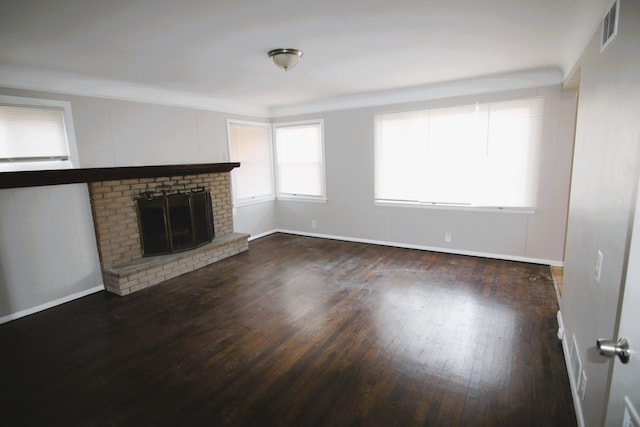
[136, 191, 214, 256]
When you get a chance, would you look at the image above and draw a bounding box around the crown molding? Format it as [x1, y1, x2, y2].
[1, 64, 563, 120]
[268, 67, 564, 117]
[0, 64, 271, 118]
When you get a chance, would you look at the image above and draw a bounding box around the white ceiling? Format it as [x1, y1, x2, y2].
[0, 0, 607, 116]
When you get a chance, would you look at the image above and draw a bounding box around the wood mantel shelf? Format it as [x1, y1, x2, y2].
[0, 162, 240, 189]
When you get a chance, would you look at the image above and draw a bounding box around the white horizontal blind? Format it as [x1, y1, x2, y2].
[0, 105, 69, 161]
[275, 121, 325, 199]
[374, 97, 544, 209]
[482, 98, 544, 207]
[228, 121, 274, 203]
[375, 110, 428, 202]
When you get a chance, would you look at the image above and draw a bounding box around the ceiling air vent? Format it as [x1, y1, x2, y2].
[601, 0, 619, 51]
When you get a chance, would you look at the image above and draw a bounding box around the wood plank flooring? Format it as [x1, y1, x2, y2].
[0, 233, 576, 426]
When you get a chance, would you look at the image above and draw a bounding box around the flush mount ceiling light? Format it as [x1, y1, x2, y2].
[268, 48, 303, 71]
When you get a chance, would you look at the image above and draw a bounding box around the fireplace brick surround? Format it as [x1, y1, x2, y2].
[88, 171, 248, 295]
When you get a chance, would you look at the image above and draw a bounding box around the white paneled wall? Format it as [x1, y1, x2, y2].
[561, 1, 640, 423]
[0, 184, 102, 320]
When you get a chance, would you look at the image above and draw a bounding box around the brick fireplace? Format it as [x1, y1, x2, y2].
[87, 168, 248, 295]
[0, 163, 248, 296]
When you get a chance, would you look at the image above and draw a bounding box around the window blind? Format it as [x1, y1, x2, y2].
[275, 121, 325, 199]
[0, 105, 69, 161]
[228, 121, 274, 203]
[374, 97, 544, 209]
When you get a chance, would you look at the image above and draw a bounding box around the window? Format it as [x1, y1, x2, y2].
[0, 95, 78, 172]
[374, 97, 544, 210]
[227, 120, 274, 205]
[274, 120, 326, 201]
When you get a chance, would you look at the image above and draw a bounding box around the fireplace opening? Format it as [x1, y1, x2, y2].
[135, 190, 214, 256]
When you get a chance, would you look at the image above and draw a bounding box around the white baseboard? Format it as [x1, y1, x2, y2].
[0, 285, 104, 325]
[557, 310, 586, 427]
[247, 229, 279, 241]
[263, 229, 562, 266]
[550, 266, 562, 303]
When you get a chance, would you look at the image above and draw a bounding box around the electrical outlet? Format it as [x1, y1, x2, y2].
[311, 220, 317, 229]
[595, 250, 603, 282]
[579, 371, 587, 400]
[444, 232, 452, 242]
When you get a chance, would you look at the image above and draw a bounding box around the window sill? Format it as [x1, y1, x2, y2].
[233, 196, 276, 208]
[277, 195, 327, 204]
[374, 200, 535, 214]
[0, 160, 73, 174]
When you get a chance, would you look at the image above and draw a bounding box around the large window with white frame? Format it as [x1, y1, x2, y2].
[374, 97, 544, 210]
[0, 95, 79, 172]
[274, 119, 326, 202]
[227, 120, 275, 205]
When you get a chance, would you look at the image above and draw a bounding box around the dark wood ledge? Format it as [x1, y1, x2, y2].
[0, 162, 240, 189]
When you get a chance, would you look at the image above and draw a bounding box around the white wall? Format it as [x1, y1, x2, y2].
[68, 95, 231, 167]
[560, 0, 640, 425]
[0, 87, 273, 321]
[273, 85, 575, 264]
[0, 184, 103, 320]
[233, 201, 278, 239]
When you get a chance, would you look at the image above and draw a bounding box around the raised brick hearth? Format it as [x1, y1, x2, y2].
[88, 169, 248, 295]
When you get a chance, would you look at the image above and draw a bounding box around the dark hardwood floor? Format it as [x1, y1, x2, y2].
[0, 233, 576, 426]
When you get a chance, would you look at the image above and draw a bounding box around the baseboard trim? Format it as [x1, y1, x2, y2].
[262, 229, 562, 266]
[247, 229, 279, 241]
[0, 285, 104, 325]
[550, 266, 562, 304]
[557, 310, 586, 427]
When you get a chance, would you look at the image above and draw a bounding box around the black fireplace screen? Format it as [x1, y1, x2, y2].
[135, 190, 214, 256]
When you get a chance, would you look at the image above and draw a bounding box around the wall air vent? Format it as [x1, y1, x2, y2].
[601, 0, 619, 52]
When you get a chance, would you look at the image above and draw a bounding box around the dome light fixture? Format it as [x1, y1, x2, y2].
[268, 48, 303, 71]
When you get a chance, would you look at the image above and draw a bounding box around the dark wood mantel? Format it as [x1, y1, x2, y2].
[0, 163, 240, 189]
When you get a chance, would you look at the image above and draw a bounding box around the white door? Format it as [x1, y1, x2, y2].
[603, 180, 640, 426]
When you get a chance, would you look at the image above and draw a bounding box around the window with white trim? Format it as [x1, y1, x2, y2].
[374, 97, 544, 210]
[227, 120, 274, 205]
[0, 95, 78, 172]
[274, 120, 326, 201]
